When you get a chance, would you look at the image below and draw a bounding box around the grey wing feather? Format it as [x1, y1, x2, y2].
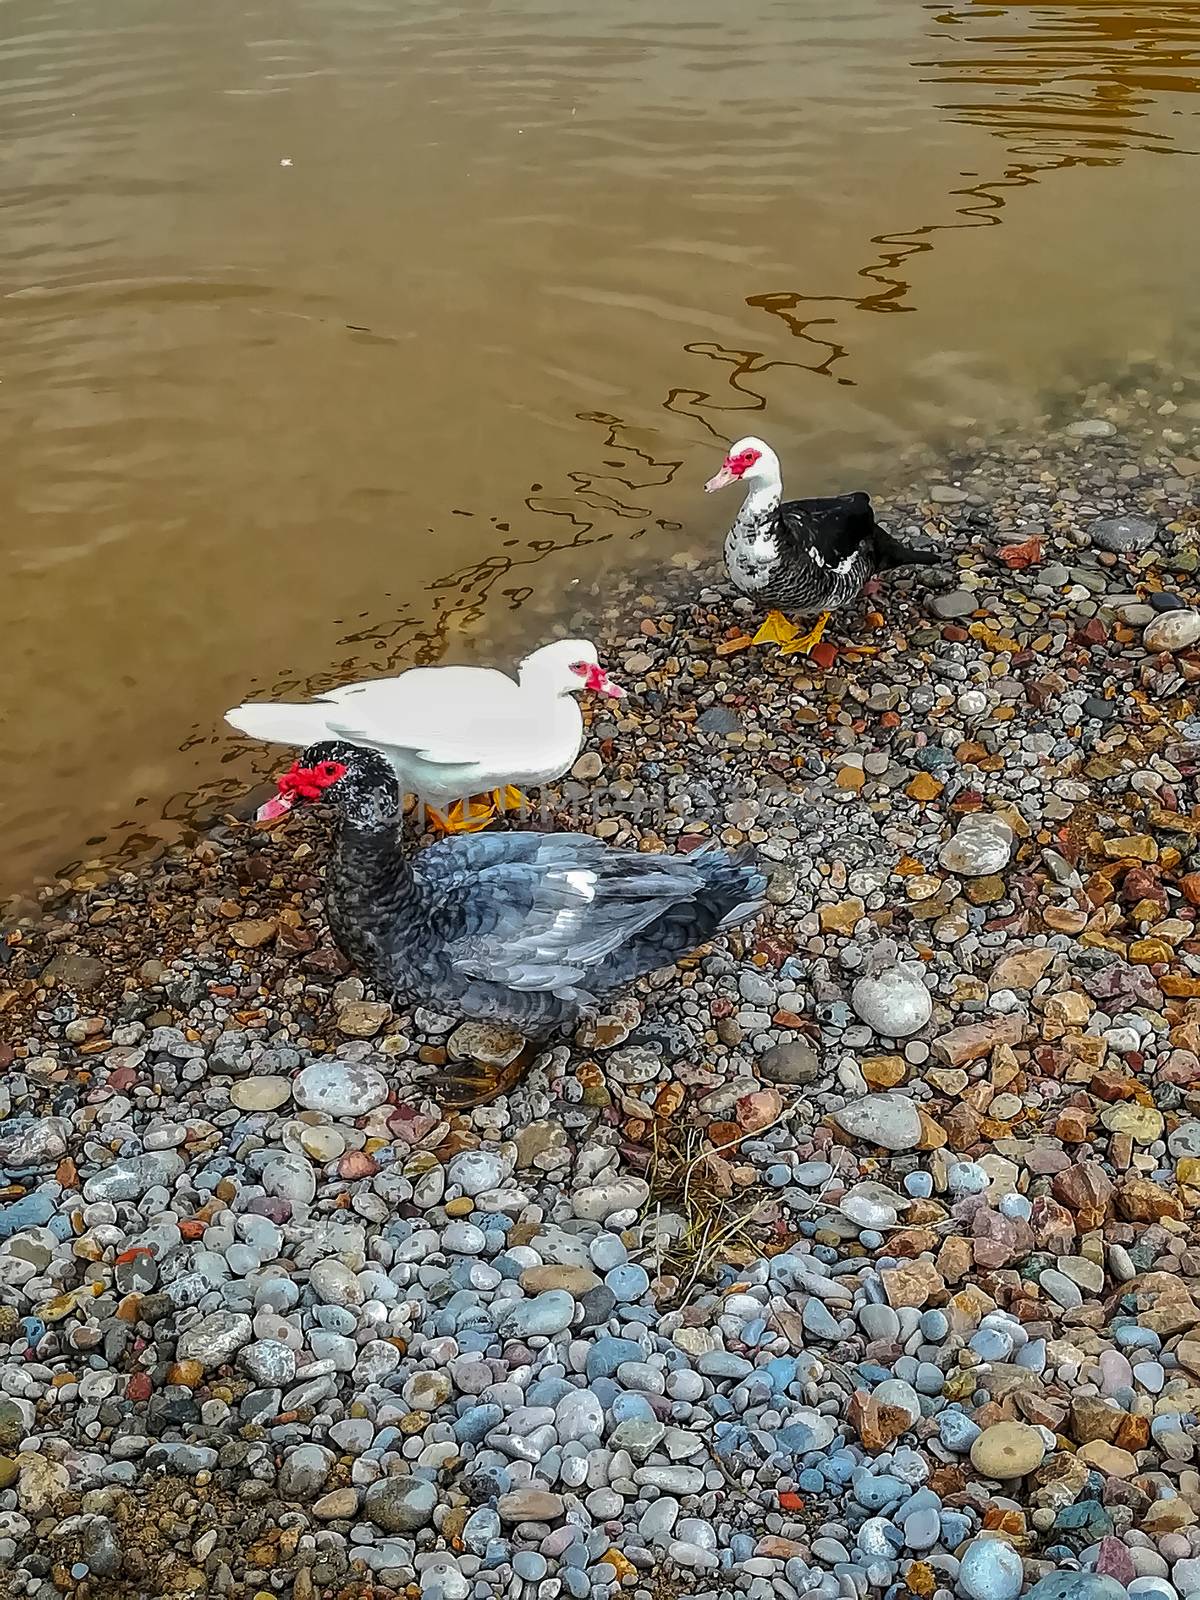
[436, 835, 707, 991]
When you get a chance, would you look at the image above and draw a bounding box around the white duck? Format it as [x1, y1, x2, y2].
[226, 639, 625, 832]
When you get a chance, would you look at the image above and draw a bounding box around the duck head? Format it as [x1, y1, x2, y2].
[704, 436, 783, 499]
[257, 741, 399, 830]
[518, 638, 626, 700]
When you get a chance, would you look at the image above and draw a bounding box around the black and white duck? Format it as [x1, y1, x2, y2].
[258, 742, 767, 1035]
[705, 436, 939, 655]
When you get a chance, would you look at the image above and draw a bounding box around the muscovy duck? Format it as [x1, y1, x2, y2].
[705, 436, 939, 655]
[258, 742, 767, 1034]
[227, 638, 624, 833]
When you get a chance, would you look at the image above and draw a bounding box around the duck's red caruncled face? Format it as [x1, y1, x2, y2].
[705, 446, 762, 493]
[256, 758, 347, 821]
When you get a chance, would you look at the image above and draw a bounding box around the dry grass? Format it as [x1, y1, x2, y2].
[642, 1100, 801, 1307]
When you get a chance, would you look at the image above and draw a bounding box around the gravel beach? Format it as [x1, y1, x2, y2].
[2, 360, 1200, 1600]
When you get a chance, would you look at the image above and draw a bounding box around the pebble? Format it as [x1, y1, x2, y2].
[851, 967, 933, 1037]
[1144, 610, 1200, 652]
[958, 1537, 1025, 1600]
[292, 1058, 389, 1115]
[970, 1421, 1046, 1479]
[833, 1094, 923, 1150]
[938, 814, 1014, 876]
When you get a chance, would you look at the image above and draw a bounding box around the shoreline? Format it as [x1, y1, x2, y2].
[2, 359, 1200, 1600]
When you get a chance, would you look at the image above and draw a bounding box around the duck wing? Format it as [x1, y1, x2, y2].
[777, 491, 878, 571]
[323, 665, 525, 767]
[417, 832, 721, 996]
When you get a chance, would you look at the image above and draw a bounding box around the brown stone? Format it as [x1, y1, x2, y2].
[1129, 938, 1172, 965]
[1090, 1067, 1149, 1103]
[907, 772, 944, 803]
[1114, 1175, 1184, 1223]
[1044, 990, 1093, 1031]
[1102, 834, 1158, 862]
[1069, 1396, 1124, 1445]
[1113, 1412, 1150, 1453]
[941, 1103, 985, 1149]
[1051, 1163, 1114, 1230]
[819, 897, 866, 935]
[1053, 1107, 1092, 1143]
[936, 1234, 973, 1283]
[932, 1014, 1026, 1066]
[990, 948, 1055, 991]
[915, 1109, 948, 1149]
[848, 1388, 913, 1450]
[1028, 1453, 1090, 1513]
[887, 1228, 943, 1258]
[229, 918, 277, 949]
[880, 1259, 944, 1309]
[905, 1561, 937, 1598]
[971, 1209, 1035, 1269]
[1141, 1499, 1199, 1533]
[1028, 1196, 1077, 1252]
[166, 1360, 205, 1388]
[862, 1055, 908, 1089]
[1077, 1440, 1137, 1477]
[928, 1464, 968, 1500]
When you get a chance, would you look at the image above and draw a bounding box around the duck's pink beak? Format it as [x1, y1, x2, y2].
[256, 791, 296, 823]
[585, 664, 626, 700]
[705, 464, 737, 493]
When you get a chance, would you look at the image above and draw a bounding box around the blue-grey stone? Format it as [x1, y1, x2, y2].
[947, 1161, 989, 1195]
[606, 1264, 650, 1302]
[919, 1310, 948, 1342]
[585, 1336, 644, 1381]
[970, 1327, 1013, 1362]
[1023, 1574, 1128, 1600]
[802, 1298, 843, 1341]
[853, 1473, 907, 1512]
[462, 1508, 501, 1555]
[938, 1409, 981, 1452]
[914, 1362, 944, 1395]
[495, 1290, 575, 1340]
[902, 1505, 941, 1551]
[455, 1405, 503, 1444]
[1015, 1338, 1047, 1373]
[958, 1536, 1024, 1600]
[0, 1192, 56, 1240]
[697, 1351, 753, 1381]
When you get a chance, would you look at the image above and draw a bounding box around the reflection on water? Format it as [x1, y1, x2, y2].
[922, 1, 1200, 157]
[1, 0, 1198, 901]
[748, 3, 1200, 386]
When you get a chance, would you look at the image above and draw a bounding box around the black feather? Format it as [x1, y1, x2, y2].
[724, 478, 941, 617]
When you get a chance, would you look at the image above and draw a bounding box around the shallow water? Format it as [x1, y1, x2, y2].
[1, 0, 1198, 899]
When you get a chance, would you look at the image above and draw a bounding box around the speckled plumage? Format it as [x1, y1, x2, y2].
[296, 743, 767, 1035]
[713, 439, 939, 618]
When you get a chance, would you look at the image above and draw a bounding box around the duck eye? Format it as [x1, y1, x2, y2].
[569, 661, 588, 675]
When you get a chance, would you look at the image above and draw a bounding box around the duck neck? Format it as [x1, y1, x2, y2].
[737, 464, 783, 528]
[330, 814, 423, 955]
[517, 660, 586, 732]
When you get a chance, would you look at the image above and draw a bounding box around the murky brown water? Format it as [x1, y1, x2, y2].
[2, 0, 1199, 899]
